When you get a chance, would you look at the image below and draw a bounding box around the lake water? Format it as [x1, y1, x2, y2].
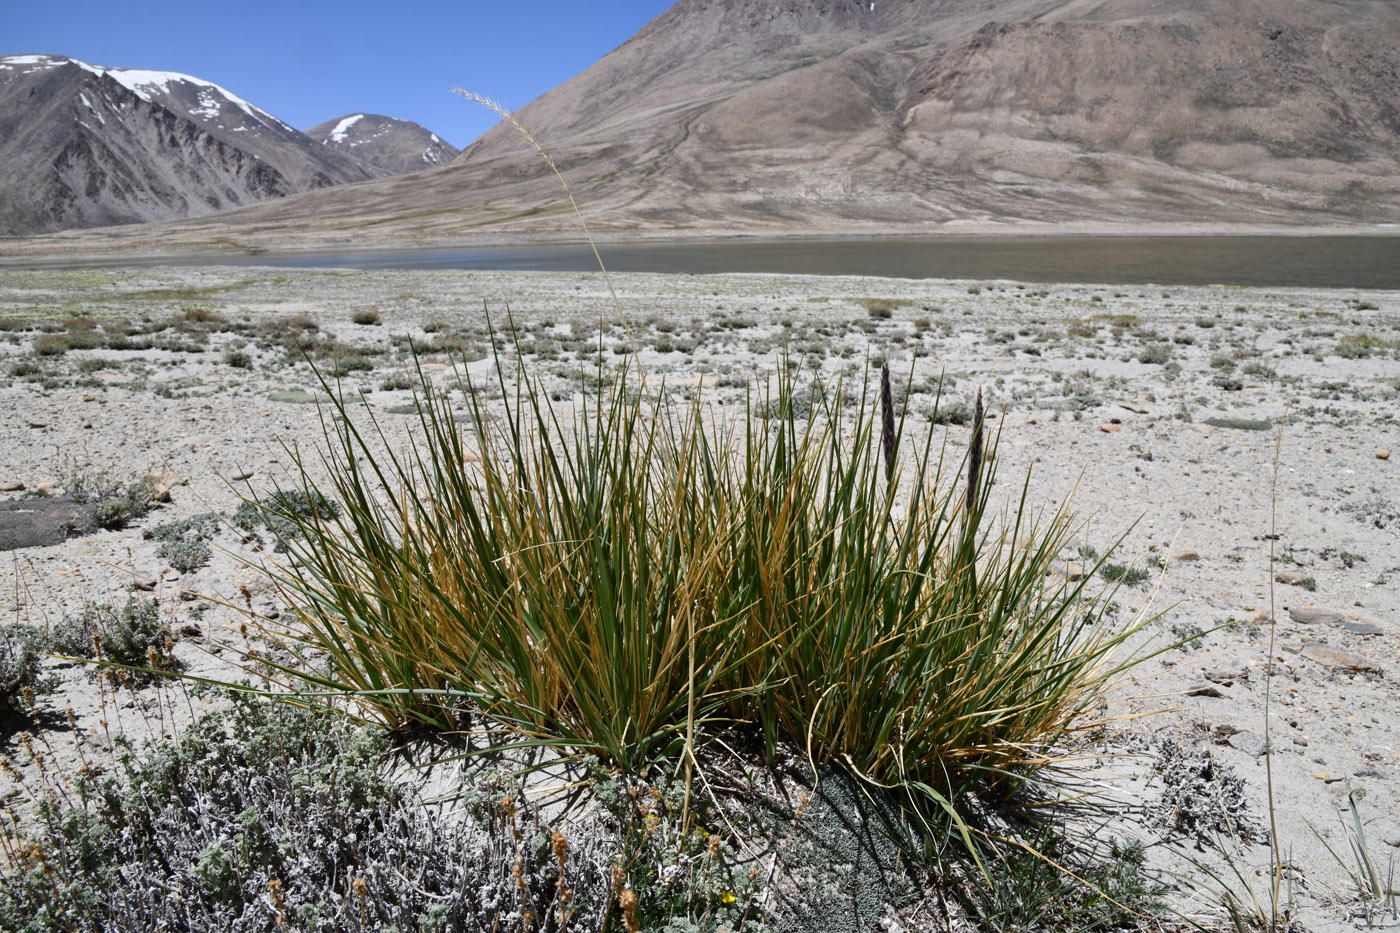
[228, 235, 1400, 289]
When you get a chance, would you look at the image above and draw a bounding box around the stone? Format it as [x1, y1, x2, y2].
[1186, 683, 1227, 698]
[0, 497, 100, 551]
[1176, 550, 1200, 561]
[1119, 402, 1149, 414]
[1379, 450, 1391, 461]
[1312, 771, 1330, 780]
[1342, 608, 1389, 629]
[179, 624, 203, 637]
[1229, 732, 1269, 757]
[1293, 736, 1309, 747]
[1385, 835, 1400, 849]
[1099, 423, 1121, 433]
[1339, 619, 1385, 636]
[35, 481, 56, 491]
[82, 394, 96, 402]
[0, 482, 23, 493]
[1288, 606, 1344, 625]
[1049, 561, 1085, 581]
[1275, 572, 1311, 586]
[27, 420, 46, 429]
[151, 483, 172, 503]
[1297, 641, 1382, 673]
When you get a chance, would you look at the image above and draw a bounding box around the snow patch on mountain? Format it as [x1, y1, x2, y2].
[328, 114, 364, 143]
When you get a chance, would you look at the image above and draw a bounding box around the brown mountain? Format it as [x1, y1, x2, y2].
[305, 113, 459, 176]
[6, 0, 1400, 251]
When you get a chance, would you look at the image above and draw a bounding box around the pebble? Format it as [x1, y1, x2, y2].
[1176, 550, 1200, 562]
[1186, 683, 1227, 698]
[1275, 572, 1311, 586]
[1229, 732, 1269, 757]
[1312, 771, 1330, 780]
[1293, 736, 1309, 747]
[1355, 768, 1382, 779]
[1385, 835, 1400, 849]
[1288, 606, 1344, 625]
[1379, 450, 1391, 461]
[1339, 619, 1386, 636]
[0, 482, 23, 492]
[1049, 561, 1085, 581]
[1099, 423, 1121, 433]
[1296, 641, 1382, 673]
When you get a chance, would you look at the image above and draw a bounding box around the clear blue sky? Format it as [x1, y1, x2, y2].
[7, 1, 676, 148]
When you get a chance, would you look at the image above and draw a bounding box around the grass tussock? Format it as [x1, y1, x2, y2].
[250, 344, 1136, 819]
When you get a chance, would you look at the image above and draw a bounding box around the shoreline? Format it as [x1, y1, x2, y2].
[4, 222, 1400, 267]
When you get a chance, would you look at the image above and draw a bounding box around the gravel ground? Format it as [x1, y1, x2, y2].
[0, 265, 1396, 930]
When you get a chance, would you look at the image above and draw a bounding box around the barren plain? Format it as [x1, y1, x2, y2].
[0, 265, 1396, 931]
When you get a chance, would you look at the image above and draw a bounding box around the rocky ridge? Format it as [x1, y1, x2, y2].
[0, 55, 457, 237]
[305, 113, 459, 175]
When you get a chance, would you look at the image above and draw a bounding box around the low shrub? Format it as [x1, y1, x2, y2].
[49, 598, 176, 683]
[0, 623, 52, 716]
[149, 513, 221, 573]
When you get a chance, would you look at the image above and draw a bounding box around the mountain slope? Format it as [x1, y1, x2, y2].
[0, 55, 382, 235]
[305, 113, 459, 175]
[6, 0, 1400, 250]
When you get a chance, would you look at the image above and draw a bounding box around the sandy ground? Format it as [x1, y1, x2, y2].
[0, 265, 1396, 930]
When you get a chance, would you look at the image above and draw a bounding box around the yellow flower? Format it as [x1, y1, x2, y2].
[721, 890, 736, 905]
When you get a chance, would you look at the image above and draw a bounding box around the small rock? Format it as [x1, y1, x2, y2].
[1176, 550, 1200, 562]
[1297, 641, 1381, 673]
[1049, 561, 1085, 581]
[27, 420, 46, 429]
[1288, 606, 1344, 625]
[179, 624, 203, 637]
[231, 471, 254, 482]
[1186, 683, 1227, 698]
[1339, 619, 1386, 636]
[1355, 768, 1381, 779]
[1119, 402, 1149, 414]
[151, 483, 172, 503]
[1229, 732, 1269, 757]
[1379, 450, 1391, 461]
[1275, 572, 1311, 586]
[82, 394, 96, 402]
[1342, 608, 1389, 629]
[1293, 736, 1309, 747]
[1099, 423, 1121, 433]
[1312, 771, 1330, 780]
[0, 482, 23, 492]
[35, 481, 56, 491]
[1384, 835, 1400, 849]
